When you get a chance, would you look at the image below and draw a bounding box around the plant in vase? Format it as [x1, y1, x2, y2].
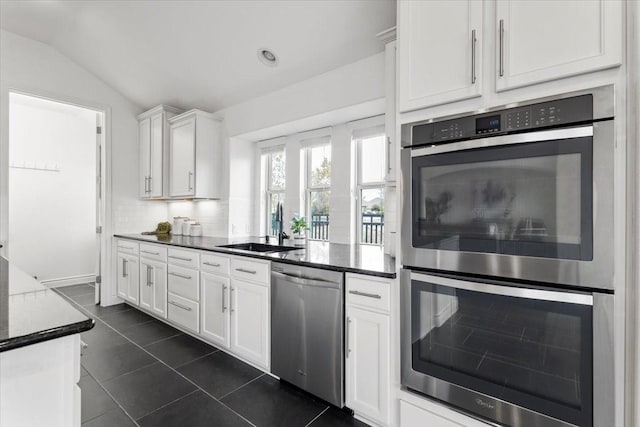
[290, 215, 310, 247]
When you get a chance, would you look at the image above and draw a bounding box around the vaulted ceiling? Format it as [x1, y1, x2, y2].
[0, 0, 396, 112]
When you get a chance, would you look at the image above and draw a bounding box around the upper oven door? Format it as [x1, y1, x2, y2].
[401, 121, 615, 289]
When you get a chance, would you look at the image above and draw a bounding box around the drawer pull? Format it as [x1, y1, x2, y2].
[235, 268, 257, 275]
[203, 262, 221, 267]
[169, 271, 192, 280]
[168, 255, 193, 262]
[120, 246, 135, 250]
[349, 290, 382, 299]
[141, 250, 160, 255]
[169, 300, 192, 311]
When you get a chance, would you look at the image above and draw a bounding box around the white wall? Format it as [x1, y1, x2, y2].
[8, 94, 97, 282]
[0, 29, 164, 305]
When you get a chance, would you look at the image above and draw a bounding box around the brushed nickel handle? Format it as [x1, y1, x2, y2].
[120, 245, 135, 250]
[222, 285, 227, 312]
[169, 300, 192, 311]
[168, 255, 193, 262]
[141, 250, 160, 255]
[148, 176, 153, 193]
[235, 268, 256, 275]
[169, 271, 192, 280]
[499, 19, 505, 77]
[471, 29, 477, 84]
[230, 287, 235, 312]
[349, 290, 382, 299]
[123, 259, 128, 278]
[188, 171, 193, 191]
[346, 317, 352, 358]
[386, 136, 391, 174]
[147, 265, 152, 287]
[203, 262, 221, 267]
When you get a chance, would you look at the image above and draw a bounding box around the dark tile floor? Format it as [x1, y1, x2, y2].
[56, 283, 367, 427]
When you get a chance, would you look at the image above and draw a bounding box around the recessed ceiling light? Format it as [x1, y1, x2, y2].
[258, 48, 278, 67]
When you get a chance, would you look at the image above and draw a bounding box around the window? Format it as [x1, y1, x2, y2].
[262, 149, 285, 236]
[306, 143, 331, 241]
[356, 134, 386, 245]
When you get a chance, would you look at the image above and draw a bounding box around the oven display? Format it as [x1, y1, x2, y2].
[476, 115, 501, 134]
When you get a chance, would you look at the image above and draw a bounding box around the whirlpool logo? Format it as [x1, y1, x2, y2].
[475, 398, 496, 410]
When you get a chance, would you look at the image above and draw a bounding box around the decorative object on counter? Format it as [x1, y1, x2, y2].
[183, 220, 197, 236]
[189, 222, 203, 237]
[172, 216, 189, 235]
[141, 221, 172, 235]
[290, 215, 310, 247]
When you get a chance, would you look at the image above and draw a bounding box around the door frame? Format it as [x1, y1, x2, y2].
[0, 86, 113, 305]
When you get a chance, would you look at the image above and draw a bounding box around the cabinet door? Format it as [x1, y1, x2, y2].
[139, 118, 151, 198]
[346, 306, 390, 424]
[116, 253, 129, 300]
[398, 0, 483, 112]
[141, 259, 167, 318]
[169, 117, 196, 197]
[139, 260, 152, 311]
[230, 279, 269, 368]
[117, 253, 139, 305]
[496, 0, 622, 91]
[149, 113, 164, 198]
[201, 272, 230, 348]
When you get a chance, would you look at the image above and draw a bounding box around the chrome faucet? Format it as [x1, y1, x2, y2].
[275, 202, 288, 245]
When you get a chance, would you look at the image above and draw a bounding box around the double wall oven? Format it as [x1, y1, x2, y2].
[400, 87, 615, 427]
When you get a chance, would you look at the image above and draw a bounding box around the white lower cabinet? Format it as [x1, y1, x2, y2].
[229, 278, 270, 368]
[200, 272, 230, 348]
[139, 258, 167, 318]
[346, 305, 390, 425]
[116, 252, 139, 305]
[167, 292, 199, 333]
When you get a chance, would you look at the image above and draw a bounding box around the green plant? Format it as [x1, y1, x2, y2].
[290, 215, 310, 235]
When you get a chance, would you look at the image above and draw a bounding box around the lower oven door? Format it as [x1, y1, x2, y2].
[401, 269, 614, 427]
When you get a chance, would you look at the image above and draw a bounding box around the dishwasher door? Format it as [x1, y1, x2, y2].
[271, 263, 344, 407]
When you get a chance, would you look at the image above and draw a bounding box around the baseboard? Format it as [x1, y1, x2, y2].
[41, 274, 96, 288]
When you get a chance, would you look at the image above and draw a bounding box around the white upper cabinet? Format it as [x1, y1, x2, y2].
[138, 105, 181, 199]
[398, 0, 483, 112]
[168, 109, 223, 199]
[496, 0, 623, 91]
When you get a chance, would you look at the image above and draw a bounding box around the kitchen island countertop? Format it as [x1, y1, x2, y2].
[114, 234, 396, 279]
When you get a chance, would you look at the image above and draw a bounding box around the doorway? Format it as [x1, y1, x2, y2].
[7, 92, 104, 304]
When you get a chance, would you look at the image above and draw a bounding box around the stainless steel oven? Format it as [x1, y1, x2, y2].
[401, 269, 614, 427]
[401, 86, 615, 289]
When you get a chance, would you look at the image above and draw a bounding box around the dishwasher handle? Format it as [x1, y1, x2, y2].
[272, 270, 342, 289]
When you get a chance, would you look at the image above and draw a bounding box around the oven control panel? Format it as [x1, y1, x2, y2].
[410, 94, 593, 147]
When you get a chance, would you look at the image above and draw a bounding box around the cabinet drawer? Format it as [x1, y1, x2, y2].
[400, 400, 484, 427]
[346, 274, 391, 313]
[167, 292, 199, 333]
[230, 257, 269, 284]
[139, 243, 167, 262]
[201, 252, 230, 276]
[167, 247, 199, 269]
[167, 265, 199, 301]
[117, 240, 139, 255]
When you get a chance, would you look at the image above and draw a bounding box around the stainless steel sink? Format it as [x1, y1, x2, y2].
[218, 242, 299, 253]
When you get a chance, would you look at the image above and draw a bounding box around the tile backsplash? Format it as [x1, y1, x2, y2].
[167, 200, 229, 237]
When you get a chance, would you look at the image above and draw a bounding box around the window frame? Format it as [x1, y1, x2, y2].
[263, 149, 285, 237]
[355, 133, 386, 246]
[305, 142, 332, 241]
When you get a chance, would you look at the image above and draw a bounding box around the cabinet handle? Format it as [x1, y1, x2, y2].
[169, 300, 192, 311]
[235, 268, 257, 275]
[188, 171, 193, 191]
[168, 255, 193, 262]
[123, 259, 128, 278]
[346, 317, 352, 358]
[222, 285, 227, 312]
[148, 176, 153, 193]
[120, 245, 135, 250]
[471, 29, 477, 84]
[230, 287, 235, 312]
[147, 265, 153, 287]
[141, 250, 160, 255]
[499, 19, 505, 77]
[349, 290, 382, 299]
[386, 136, 391, 174]
[169, 271, 192, 280]
[203, 261, 221, 267]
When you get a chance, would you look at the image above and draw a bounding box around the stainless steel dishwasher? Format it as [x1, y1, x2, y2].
[271, 262, 344, 407]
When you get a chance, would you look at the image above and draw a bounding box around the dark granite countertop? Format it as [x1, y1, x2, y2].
[114, 234, 396, 279]
[0, 257, 95, 352]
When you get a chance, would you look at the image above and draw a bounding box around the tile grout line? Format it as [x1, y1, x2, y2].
[303, 405, 330, 427]
[60, 292, 258, 426]
[171, 349, 219, 370]
[216, 372, 266, 400]
[133, 389, 201, 422]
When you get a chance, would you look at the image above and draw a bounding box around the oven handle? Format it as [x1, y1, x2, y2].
[409, 271, 593, 306]
[410, 125, 593, 157]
